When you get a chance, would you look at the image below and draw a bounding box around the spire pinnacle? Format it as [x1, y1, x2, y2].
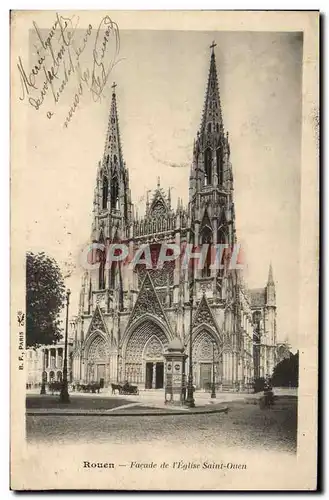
[267, 262, 275, 285]
[104, 82, 123, 166]
[200, 43, 223, 134]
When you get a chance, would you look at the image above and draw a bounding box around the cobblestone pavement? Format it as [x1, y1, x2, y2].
[26, 389, 258, 410]
[25, 394, 229, 415]
[26, 396, 297, 454]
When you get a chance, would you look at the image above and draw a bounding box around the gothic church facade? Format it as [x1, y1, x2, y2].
[71, 47, 278, 390]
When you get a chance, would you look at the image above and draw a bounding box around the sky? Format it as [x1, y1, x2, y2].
[21, 26, 303, 349]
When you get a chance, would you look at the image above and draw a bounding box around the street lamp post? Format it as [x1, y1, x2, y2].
[40, 348, 46, 395]
[184, 222, 196, 408]
[185, 295, 195, 408]
[60, 289, 71, 403]
[211, 340, 216, 398]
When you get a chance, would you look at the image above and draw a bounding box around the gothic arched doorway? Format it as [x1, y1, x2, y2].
[192, 330, 221, 390]
[86, 334, 109, 385]
[123, 320, 169, 389]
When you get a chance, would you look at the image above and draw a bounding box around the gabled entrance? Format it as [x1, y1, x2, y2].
[123, 319, 169, 387]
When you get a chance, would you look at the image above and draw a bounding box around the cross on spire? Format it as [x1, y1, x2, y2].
[210, 41, 217, 53]
[111, 82, 117, 92]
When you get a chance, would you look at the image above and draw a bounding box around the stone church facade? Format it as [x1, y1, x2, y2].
[71, 47, 278, 391]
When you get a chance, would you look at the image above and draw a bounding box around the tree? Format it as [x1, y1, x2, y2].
[272, 351, 299, 387]
[26, 252, 66, 347]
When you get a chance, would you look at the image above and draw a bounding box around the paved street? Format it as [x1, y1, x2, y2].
[26, 394, 133, 411]
[26, 396, 297, 454]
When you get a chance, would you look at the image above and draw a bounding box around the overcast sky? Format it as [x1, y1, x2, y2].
[24, 28, 303, 349]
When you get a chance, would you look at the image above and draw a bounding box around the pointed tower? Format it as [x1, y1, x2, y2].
[189, 42, 233, 198]
[266, 262, 276, 307]
[189, 43, 236, 293]
[264, 262, 277, 363]
[96, 83, 132, 232]
[89, 83, 133, 295]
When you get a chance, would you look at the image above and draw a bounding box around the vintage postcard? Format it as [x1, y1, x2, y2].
[10, 10, 319, 490]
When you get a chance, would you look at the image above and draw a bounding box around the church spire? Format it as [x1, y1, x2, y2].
[267, 262, 275, 286]
[200, 41, 224, 136]
[103, 82, 123, 171]
[189, 43, 230, 197]
[96, 82, 131, 220]
[266, 262, 276, 306]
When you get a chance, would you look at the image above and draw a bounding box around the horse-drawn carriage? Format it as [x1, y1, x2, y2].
[48, 381, 62, 395]
[74, 382, 101, 393]
[48, 381, 101, 394]
[111, 382, 139, 395]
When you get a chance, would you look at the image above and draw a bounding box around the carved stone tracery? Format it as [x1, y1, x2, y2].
[129, 274, 171, 330]
[88, 336, 109, 362]
[192, 330, 220, 362]
[123, 320, 168, 383]
[144, 336, 163, 359]
[125, 321, 168, 363]
[137, 262, 174, 288]
[88, 307, 107, 335]
[193, 295, 218, 332]
[150, 199, 167, 217]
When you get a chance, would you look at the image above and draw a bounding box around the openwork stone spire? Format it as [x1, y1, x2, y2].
[189, 43, 231, 196]
[200, 41, 224, 136]
[103, 82, 124, 173]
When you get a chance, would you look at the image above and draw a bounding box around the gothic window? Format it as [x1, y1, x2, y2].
[136, 242, 174, 288]
[102, 175, 108, 209]
[88, 280, 92, 315]
[137, 261, 174, 288]
[216, 148, 223, 185]
[135, 243, 161, 272]
[253, 310, 262, 325]
[109, 264, 116, 289]
[217, 228, 226, 274]
[207, 123, 212, 133]
[217, 227, 226, 245]
[98, 249, 106, 289]
[111, 175, 119, 210]
[216, 123, 219, 133]
[201, 226, 212, 277]
[150, 199, 167, 217]
[204, 148, 212, 186]
[124, 185, 128, 220]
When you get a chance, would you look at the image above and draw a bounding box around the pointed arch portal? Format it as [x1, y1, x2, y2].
[85, 333, 110, 384]
[191, 329, 221, 390]
[122, 320, 169, 388]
